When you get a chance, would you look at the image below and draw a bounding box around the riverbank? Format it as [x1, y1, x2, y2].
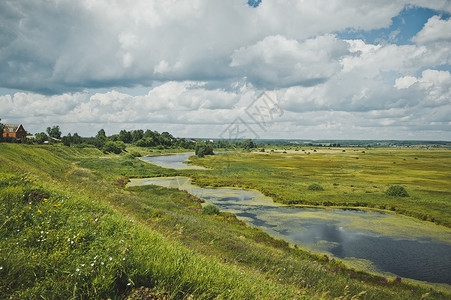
[128, 175, 451, 287]
[1, 144, 450, 299]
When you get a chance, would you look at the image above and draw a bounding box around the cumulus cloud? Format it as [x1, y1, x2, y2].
[0, 0, 443, 94]
[412, 16, 451, 44]
[230, 34, 349, 88]
[1, 1, 450, 140]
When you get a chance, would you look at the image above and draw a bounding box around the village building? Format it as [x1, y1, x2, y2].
[2, 124, 27, 140]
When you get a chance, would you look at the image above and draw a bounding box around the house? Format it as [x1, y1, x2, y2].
[2, 124, 27, 140]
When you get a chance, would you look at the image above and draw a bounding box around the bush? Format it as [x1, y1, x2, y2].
[307, 183, 324, 191]
[386, 185, 409, 197]
[202, 204, 220, 215]
[103, 141, 126, 154]
[195, 142, 214, 158]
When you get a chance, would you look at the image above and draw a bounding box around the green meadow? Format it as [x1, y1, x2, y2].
[1, 144, 450, 299]
[188, 148, 451, 227]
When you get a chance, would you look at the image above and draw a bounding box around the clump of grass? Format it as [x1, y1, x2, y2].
[202, 204, 220, 215]
[307, 183, 324, 191]
[386, 185, 409, 197]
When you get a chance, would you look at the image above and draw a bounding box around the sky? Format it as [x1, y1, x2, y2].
[0, 0, 450, 140]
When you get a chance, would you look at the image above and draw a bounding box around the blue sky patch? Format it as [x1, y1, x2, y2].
[337, 7, 450, 45]
[248, 0, 262, 8]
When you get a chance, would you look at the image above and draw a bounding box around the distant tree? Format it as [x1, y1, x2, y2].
[143, 129, 157, 139]
[118, 130, 132, 143]
[72, 133, 82, 144]
[0, 118, 3, 142]
[136, 137, 155, 147]
[35, 132, 48, 144]
[94, 129, 107, 148]
[62, 133, 72, 146]
[195, 141, 214, 158]
[96, 129, 106, 139]
[46, 126, 62, 139]
[103, 141, 126, 154]
[161, 131, 174, 140]
[242, 139, 255, 150]
[131, 130, 144, 143]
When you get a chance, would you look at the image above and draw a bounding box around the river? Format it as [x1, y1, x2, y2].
[132, 153, 451, 286]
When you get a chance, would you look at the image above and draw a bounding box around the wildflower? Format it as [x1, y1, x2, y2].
[37, 210, 42, 214]
[109, 257, 112, 261]
[76, 268, 80, 272]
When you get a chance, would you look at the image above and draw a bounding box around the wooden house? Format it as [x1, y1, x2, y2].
[2, 124, 27, 140]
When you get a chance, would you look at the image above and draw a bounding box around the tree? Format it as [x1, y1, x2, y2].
[118, 130, 132, 143]
[72, 133, 82, 144]
[195, 141, 214, 158]
[35, 132, 48, 144]
[62, 133, 72, 146]
[94, 129, 107, 148]
[161, 131, 174, 140]
[96, 129, 106, 139]
[131, 130, 144, 143]
[46, 126, 61, 139]
[242, 139, 255, 150]
[0, 118, 3, 142]
[103, 141, 126, 154]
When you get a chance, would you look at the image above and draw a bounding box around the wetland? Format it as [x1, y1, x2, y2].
[134, 151, 451, 286]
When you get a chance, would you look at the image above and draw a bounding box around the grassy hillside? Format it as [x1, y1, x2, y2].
[0, 144, 449, 299]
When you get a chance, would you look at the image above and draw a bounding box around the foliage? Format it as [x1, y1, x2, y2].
[202, 204, 220, 215]
[103, 141, 126, 154]
[386, 185, 409, 197]
[308, 183, 324, 191]
[62, 133, 83, 146]
[34, 132, 48, 144]
[46, 125, 62, 139]
[195, 141, 214, 158]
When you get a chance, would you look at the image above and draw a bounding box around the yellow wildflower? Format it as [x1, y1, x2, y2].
[37, 210, 42, 214]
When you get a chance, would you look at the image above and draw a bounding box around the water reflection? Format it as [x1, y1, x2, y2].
[128, 176, 451, 285]
[140, 152, 207, 170]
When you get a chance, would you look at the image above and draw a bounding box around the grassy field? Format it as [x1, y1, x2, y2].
[187, 148, 451, 227]
[0, 144, 450, 299]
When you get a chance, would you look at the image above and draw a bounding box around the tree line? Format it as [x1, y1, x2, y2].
[0, 120, 257, 156]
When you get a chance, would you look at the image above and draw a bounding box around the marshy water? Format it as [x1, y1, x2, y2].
[134, 153, 451, 286]
[140, 152, 207, 170]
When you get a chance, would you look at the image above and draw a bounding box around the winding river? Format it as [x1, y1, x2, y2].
[132, 153, 451, 286]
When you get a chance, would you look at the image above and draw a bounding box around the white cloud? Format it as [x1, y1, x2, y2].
[412, 16, 451, 44]
[230, 34, 349, 87]
[395, 76, 418, 89]
[1, 1, 451, 140]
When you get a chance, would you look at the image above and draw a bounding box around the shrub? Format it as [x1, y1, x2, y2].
[103, 141, 126, 154]
[386, 185, 409, 197]
[202, 204, 220, 215]
[307, 183, 324, 191]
